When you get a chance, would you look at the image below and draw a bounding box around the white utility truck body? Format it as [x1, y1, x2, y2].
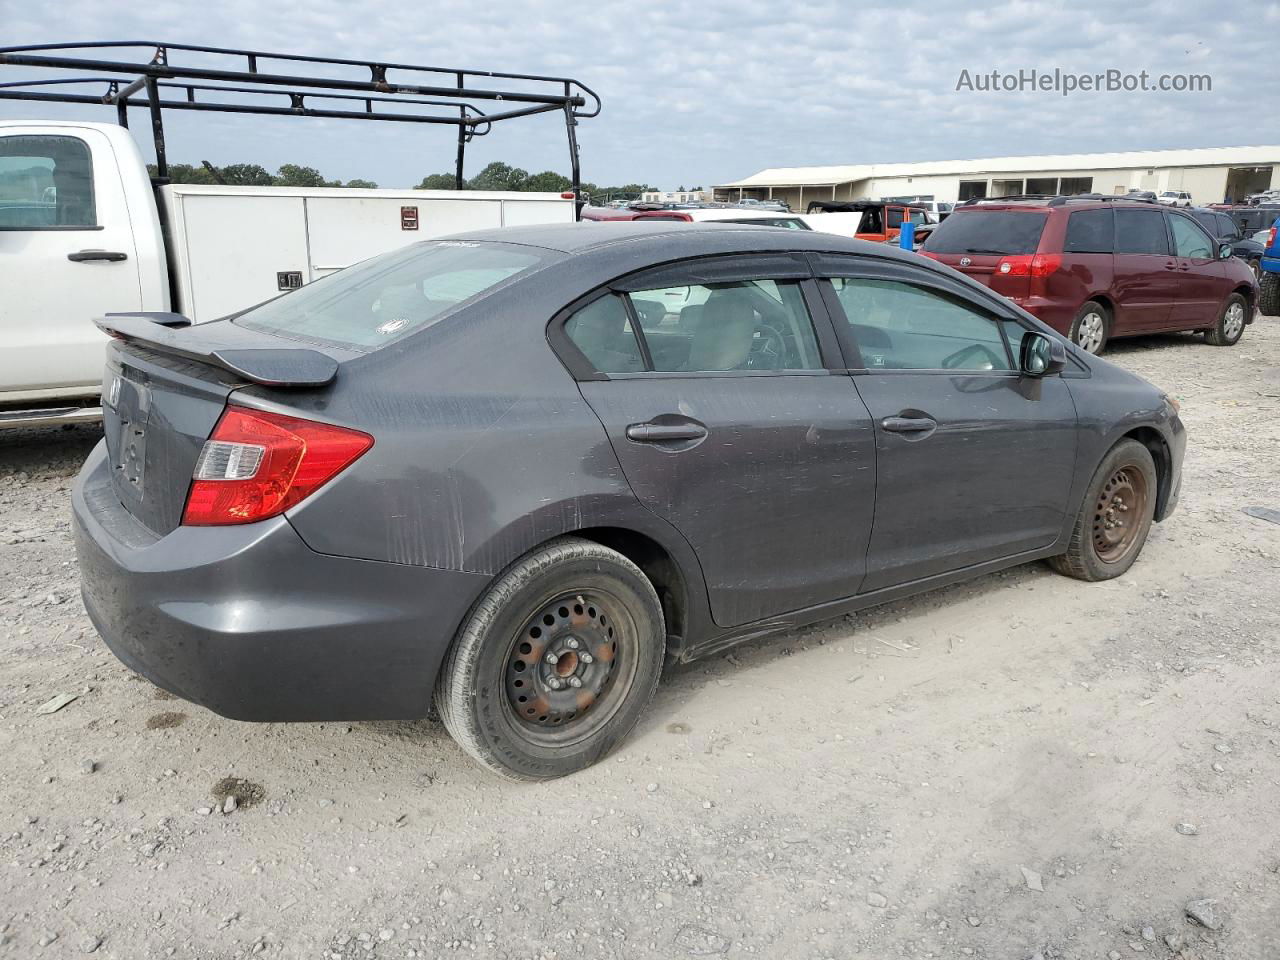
[0, 120, 574, 427]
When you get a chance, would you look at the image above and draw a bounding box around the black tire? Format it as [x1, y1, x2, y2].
[1069, 300, 1109, 355]
[1204, 293, 1248, 346]
[436, 537, 664, 780]
[1049, 439, 1157, 582]
[1261, 272, 1280, 318]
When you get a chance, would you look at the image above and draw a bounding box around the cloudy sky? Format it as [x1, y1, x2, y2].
[3, 0, 1277, 189]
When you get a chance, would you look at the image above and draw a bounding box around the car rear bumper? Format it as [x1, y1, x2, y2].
[72, 441, 489, 722]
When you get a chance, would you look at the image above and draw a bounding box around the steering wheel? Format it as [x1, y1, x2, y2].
[940, 343, 1003, 371]
[747, 323, 788, 369]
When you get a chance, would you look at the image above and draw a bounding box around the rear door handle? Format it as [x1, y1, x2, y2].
[626, 421, 708, 443]
[68, 250, 128, 263]
[881, 416, 937, 433]
[1163, 261, 1178, 271]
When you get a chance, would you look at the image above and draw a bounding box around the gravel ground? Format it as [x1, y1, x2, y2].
[2, 319, 1279, 960]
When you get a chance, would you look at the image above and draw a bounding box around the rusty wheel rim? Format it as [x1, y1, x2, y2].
[503, 591, 633, 745]
[1092, 465, 1149, 564]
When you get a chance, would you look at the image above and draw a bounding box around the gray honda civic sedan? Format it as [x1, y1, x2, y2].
[73, 222, 1185, 779]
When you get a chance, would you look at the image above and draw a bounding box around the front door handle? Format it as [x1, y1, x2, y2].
[881, 416, 937, 434]
[68, 250, 128, 263]
[1163, 260, 1178, 271]
[626, 421, 708, 443]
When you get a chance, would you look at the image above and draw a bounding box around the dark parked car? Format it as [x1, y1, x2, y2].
[922, 196, 1259, 354]
[73, 223, 1185, 779]
[1187, 207, 1266, 279]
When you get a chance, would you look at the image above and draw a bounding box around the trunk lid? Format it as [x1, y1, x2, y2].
[99, 315, 346, 535]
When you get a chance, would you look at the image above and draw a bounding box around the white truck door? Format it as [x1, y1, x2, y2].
[0, 127, 143, 395]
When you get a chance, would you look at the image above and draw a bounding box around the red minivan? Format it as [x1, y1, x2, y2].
[920, 197, 1259, 353]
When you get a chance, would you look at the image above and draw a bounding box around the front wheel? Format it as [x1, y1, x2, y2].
[1069, 300, 1109, 354]
[436, 537, 665, 780]
[1049, 439, 1157, 582]
[1204, 293, 1247, 346]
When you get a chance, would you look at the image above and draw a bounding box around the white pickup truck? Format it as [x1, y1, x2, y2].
[0, 120, 574, 428]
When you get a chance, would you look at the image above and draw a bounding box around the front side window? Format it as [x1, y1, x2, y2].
[0, 135, 97, 229]
[830, 277, 1011, 371]
[1169, 215, 1214, 259]
[1114, 209, 1170, 256]
[236, 240, 548, 349]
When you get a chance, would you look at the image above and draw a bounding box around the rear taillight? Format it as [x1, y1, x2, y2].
[994, 253, 1062, 278]
[182, 406, 373, 526]
[1269, 226, 1277, 251]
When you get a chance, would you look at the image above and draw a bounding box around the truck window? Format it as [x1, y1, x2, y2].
[234, 240, 549, 350]
[0, 135, 97, 229]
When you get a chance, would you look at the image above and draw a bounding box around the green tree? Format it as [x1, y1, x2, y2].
[344, 178, 379, 189]
[467, 161, 529, 192]
[416, 172, 459, 189]
[274, 164, 331, 187]
[219, 163, 274, 186]
[525, 170, 573, 192]
[147, 162, 217, 184]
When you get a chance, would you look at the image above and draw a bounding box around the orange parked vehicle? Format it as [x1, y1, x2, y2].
[804, 199, 937, 244]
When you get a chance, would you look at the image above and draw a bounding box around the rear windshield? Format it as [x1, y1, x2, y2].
[234, 240, 549, 349]
[921, 210, 1048, 255]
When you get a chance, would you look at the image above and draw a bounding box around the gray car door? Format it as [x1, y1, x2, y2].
[558, 254, 878, 629]
[813, 254, 1079, 593]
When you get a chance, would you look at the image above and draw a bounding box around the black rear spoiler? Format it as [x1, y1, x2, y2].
[96, 313, 338, 388]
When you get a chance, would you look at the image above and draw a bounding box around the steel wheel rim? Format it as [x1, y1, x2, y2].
[1223, 302, 1245, 339]
[502, 589, 638, 747]
[1076, 313, 1105, 353]
[1092, 465, 1149, 564]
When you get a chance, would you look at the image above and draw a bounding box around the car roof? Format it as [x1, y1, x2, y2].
[444, 220, 901, 259]
[950, 196, 1164, 213]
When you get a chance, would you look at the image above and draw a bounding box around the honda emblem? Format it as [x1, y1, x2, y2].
[959, 256, 972, 267]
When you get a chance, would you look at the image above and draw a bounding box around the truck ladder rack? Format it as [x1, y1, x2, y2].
[0, 41, 601, 207]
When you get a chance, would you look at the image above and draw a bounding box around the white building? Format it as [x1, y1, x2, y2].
[714, 146, 1280, 210]
[640, 188, 712, 204]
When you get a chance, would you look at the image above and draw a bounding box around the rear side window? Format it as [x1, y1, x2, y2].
[830, 278, 1011, 371]
[1064, 209, 1114, 253]
[1114, 210, 1170, 255]
[563, 295, 644, 373]
[0, 134, 97, 229]
[921, 211, 1048, 255]
[235, 241, 548, 349]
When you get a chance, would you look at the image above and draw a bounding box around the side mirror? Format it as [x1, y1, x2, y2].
[1020, 331, 1067, 376]
[1218, 242, 1234, 260]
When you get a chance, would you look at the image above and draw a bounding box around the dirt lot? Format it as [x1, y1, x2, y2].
[2, 320, 1279, 960]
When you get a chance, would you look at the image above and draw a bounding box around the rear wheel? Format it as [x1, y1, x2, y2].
[1204, 293, 1247, 346]
[1260, 273, 1280, 317]
[1049, 439, 1157, 582]
[1069, 300, 1109, 354]
[436, 537, 664, 780]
